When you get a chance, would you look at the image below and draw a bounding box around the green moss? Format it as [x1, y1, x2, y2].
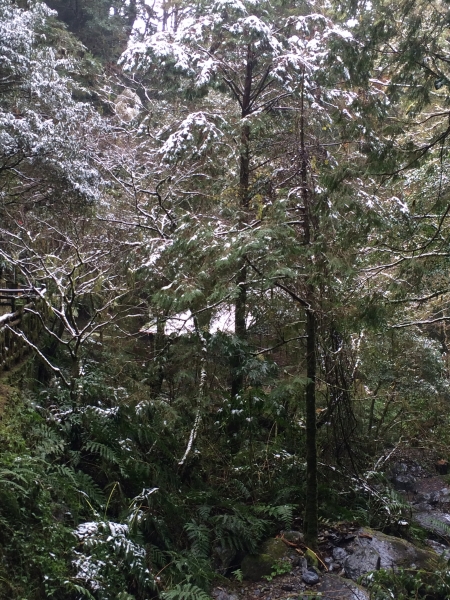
[305, 548, 319, 568]
[241, 538, 292, 581]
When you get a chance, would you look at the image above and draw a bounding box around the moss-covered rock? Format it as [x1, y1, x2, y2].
[304, 547, 319, 569]
[241, 538, 292, 581]
[281, 530, 304, 545]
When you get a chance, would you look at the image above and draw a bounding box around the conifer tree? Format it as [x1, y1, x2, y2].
[120, 0, 391, 548]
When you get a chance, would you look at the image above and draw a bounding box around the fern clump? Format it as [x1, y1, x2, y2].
[73, 520, 155, 599]
[161, 583, 213, 600]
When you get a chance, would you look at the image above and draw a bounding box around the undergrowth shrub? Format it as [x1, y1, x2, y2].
[364, 567, 450, 599]
[0, 398, 74, 599]
[0, 345, 301, 598]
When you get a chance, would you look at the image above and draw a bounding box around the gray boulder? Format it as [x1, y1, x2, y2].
[212, 592, 238, 600]
[315, 574, 370, 600]
[343, 528, 440, 581]
[332, 546, 348, 562]
[281, 530, 304, 544]
[344, 546, 380, 580]
[414, 510, 450, 538]
[425, 539, 450, 561]
[302, 569, 319, 585]
[391, 474, 416, 492]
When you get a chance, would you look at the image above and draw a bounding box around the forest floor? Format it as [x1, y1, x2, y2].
[212, 448, 450, 600]
[212, 543, 368, 600]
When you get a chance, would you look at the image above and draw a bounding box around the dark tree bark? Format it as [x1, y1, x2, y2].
[231, 48, 254, 398]
[300, 72, 318, 549]
[304, 301, 318, 549]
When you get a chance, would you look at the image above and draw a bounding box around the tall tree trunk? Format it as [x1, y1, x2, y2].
[232, 261, 247, 397]
[300, 71, 318, 549]
[304, 301, 318, 549]
[231, 47, 253, 397]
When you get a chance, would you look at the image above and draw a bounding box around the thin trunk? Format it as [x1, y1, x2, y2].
[173, 3, 179, 32]
[368, 382, 382, 435]
[151, 315, 166, 396]
[179, 317, 207, 465]
[162, 0, 169, 31]
[304, 302, 318, 549]
[300, 71, 318, 549]
[231, 47, 253, 398]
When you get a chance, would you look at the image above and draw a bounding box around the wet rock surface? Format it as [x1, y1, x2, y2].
[213, 523, 443, 599]
[315, 574, 370, 600]
[425, 539, 450, 560]
[414, 509, 450, 538]
[332, 546, 348, 562]
[213, 592, 239, 600]
[391, 455, 450, 545]
[343, 527, 439, 580]
[301, 569, 319, 585]
[280, 530, 304, 545]
[343, 545, 380, 580]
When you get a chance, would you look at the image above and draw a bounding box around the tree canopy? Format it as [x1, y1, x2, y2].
[1, 0, 450, 598]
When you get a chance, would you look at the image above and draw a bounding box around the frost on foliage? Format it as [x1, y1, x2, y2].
[73, 520, 153, 594]
[212, 0, 248, 13]
[161, 111, 225, 163]
[121, 0, 354, 108]
[0, 0, 102, 203]
[121, 31, 194, 74]
[115, 88, 142, 122]
[228, 15, 281, 51]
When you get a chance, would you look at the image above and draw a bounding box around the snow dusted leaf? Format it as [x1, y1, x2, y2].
[121, 31, 196, 74]
[228, 15, 282, 51]
[0, 0, 104, 205]
[160, 111, 225, 163]
[209, 0, 248, 15]
[73, 520, 154, 596]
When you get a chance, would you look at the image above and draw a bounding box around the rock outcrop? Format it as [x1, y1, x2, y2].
[343, 527, 440, 581]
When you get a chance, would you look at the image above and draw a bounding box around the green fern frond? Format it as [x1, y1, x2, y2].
[0, 468, 31, 494]
[33, 424, 65, 457]
[184, 521, 210, 558]
[254, 504, 294, 529]
[52, 464, 77, 483]
[161, 583, 212, 600]
[149, 544, 167, 569]
[197, 505, 212, 521]
[210, 509, 267, 553]
[229, 479, 251, 499]
[84, 440, 120, 465]
[274, 486, 302, 504]
[167, 551, 213, 590]
[65, 582, 96, 599]
[52, 465, 106, 508]
[429, 517, 450, 538]
[74, 471, 106, 508]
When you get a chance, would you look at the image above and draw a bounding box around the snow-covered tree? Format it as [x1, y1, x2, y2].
[118, 0, 395, 547]
[0, 0, 102, 213]
[0, 0, 134, 384]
